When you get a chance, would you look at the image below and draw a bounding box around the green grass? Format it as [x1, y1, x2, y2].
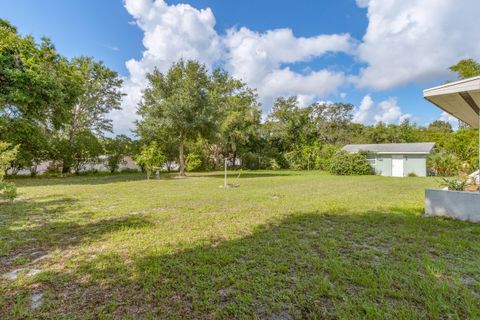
[0, 171, 479, 319]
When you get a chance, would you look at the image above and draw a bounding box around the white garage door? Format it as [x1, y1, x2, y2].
[391, 155, 404, 177]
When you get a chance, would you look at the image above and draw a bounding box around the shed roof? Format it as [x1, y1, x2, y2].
[342, 142, 435, 154]
[423, 76, 480, 128]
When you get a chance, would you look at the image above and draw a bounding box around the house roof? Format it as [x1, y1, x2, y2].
[423, 76, 480, 128]
[342, 142, 435, 154]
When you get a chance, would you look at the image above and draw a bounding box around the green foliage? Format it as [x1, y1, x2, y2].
[0, 142, 18, 200]
[135, 142, 165, 179]
[428, 150, 460, 177]
[0, 19, 81, 127]
[103, 135, 133, 173]
[269, 159, 281, 170]
[185, 153, 203, 172]
[61, 56, 124, 173]
[314, 145, 339, 171]
[439, 177, 469, 191]
[137, 60, 218, 176]
[0, 117, 49, 174]
[449, 59, 480, 79]
[329, 150, 373, 176]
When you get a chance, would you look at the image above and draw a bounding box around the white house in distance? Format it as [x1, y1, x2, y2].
[342, 142, 435, 177]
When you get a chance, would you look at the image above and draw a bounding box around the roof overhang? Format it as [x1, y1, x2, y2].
[423, 76, 480, 129]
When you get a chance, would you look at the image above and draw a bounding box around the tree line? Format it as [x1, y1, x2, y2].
[1, 19, 479, 198]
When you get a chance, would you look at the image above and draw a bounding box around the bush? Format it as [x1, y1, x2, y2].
[135, 142, 165, 179]
[186, 153, 202, 172]
[314, 145, 338, 171]
[439, 177, 468, 191]
[270, 159, 281, 170]
[328, 150, 373, 176]
[428, 150, 459, 176]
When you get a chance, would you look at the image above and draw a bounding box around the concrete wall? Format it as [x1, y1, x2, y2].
[425, 189, 480, 223]
[403, 155, 427, 177]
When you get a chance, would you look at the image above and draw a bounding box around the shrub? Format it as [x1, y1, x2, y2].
[328, 150, 373, 176]
[270, 159, 281, 170]
[428, 150, 459, 176]
[135, 142, 165, 179]
[314, 145, 338, 171]
[186, 153, 202, 172]
[407, 172, 418, 177]
[439, 177, 468, 191]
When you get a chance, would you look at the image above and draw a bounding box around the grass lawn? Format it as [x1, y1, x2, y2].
[1, 171, 479, 319]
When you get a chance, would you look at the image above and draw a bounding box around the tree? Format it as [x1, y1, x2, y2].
[137, 60, 218, 176]
[0, 19, 80, 126]
[427, 120, 453, 134]
[210, 69, 261, 169]
[61, 56, 124, 173]
[310, 102, 354, 145]
[0, 20, 82, 172]
[0, 142, 18, 200]
[135, 142, 165, 179]
[103, 135, 134, 173]
[449, 59, 480, 79]
[0, 117, 49, 175]
[264, 97, 314, 165]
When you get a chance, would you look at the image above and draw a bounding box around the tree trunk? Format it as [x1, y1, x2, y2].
[232, 151, 237, 170]
[212, 144, 220, 170]
[63, 104, 80, 174]
[179, 131, 186, 176]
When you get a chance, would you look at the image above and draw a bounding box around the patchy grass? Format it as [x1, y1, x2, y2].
[0, 171, 479, 319]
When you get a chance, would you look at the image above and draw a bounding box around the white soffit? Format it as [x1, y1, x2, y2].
[423, 76, 480, 128]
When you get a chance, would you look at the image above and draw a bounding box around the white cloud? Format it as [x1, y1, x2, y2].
[352, 95, 374, 124]
[439, 111, 459, 130]
[113, 0, 224, 135]
[112, 0, 354, 134]
[353, 95, 411, 125]
[223, 27, 353, 109]
[354, 0, 480, 90]
[112, 0, 480, 135]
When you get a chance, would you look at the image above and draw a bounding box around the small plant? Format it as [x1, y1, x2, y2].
[439, 177, 468, 191]
[135, 142, 165, 179]
[270, 159, 281, 170]
[407, 172, 418, 177]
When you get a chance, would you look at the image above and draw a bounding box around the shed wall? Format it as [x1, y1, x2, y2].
[373, 154, 427, 177]
[375, 155, 392, 176]
[404, 155, 427, 177]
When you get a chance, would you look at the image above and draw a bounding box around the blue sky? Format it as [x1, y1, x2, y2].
[1, 0, 478, 134]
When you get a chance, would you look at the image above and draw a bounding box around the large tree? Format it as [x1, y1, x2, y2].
[208, 69, 261, 168]
[60, 56, 124, 173]
[0, 20, 82, 173]
[137, 60, 218, 176]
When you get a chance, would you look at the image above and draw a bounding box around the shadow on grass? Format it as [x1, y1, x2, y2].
[0, 195, 153, 274]
[187, 170, 302, 179]
[10, 173, 146, 188]
[5, 210, 479, 319]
